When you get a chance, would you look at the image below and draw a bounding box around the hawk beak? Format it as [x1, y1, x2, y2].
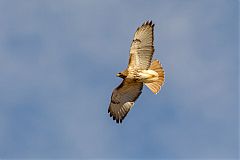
[116, 73, 121, 77]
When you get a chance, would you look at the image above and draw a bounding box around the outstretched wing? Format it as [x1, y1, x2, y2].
[108, 80, 143, 123]
[128, 21, 155, 70]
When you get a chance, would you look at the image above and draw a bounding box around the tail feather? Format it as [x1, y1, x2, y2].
[145, 59, 165, 94]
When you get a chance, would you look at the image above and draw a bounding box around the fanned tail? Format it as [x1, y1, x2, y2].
[145, 59, 165, 94]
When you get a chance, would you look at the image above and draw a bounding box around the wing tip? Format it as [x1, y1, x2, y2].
[108, 107, 128, 124]
[136, 20, 154, 32]
[142, 20, 155, 27]
[116, 119, 123, 124]
[109, 114, 125, 124]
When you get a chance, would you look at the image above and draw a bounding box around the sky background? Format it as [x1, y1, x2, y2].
[0, 0, 238, 159]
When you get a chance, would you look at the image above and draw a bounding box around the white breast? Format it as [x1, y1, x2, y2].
[137, 69, 159, 82]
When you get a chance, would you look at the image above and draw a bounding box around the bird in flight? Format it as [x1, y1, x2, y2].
[108, 21, 165, 123]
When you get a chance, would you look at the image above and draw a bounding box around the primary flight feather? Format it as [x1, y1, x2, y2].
[108, 21, 165, 123]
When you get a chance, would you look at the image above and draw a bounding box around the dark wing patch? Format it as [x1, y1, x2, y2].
[128, 21, 155, 70]
[108, 80, 143, 123]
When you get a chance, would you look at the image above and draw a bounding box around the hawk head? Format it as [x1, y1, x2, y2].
[116, 72, 126, 79]
[116, 70, 128, 79]
[117, 70, 129, 79]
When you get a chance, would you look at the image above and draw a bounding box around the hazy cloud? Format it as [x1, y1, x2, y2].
[0, 0, 238, 158]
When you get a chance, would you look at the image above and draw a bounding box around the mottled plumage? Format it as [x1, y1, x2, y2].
[108, 21, 165, 123]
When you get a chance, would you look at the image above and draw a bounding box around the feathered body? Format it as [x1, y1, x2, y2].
[108, 21, 165, 123]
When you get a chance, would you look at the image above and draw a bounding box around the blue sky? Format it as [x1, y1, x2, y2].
[0, 0, 238, 159]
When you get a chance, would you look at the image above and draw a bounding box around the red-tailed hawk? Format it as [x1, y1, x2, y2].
[108, 21, 165, 123]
